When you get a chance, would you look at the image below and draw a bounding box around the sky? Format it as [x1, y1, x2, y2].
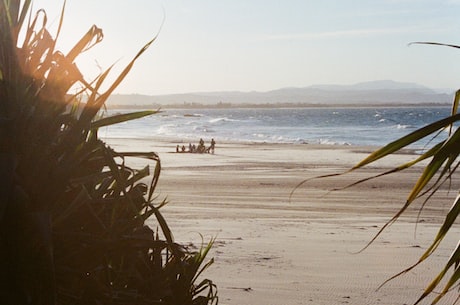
[30, 0, 460, 95]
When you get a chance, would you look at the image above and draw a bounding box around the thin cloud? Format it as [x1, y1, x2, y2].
[385, 0, 460, 4]
[261, 26, 445, 41]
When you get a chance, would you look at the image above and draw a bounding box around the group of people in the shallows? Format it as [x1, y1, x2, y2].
[176, 138, 216, 154]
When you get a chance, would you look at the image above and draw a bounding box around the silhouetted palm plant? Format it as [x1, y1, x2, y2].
[0, 1, 217, 305]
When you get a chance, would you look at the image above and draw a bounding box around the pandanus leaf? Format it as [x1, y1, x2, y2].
[406, 128, 460, 203]
[91, 110, 159, 129]
[353, 113, 460, 169]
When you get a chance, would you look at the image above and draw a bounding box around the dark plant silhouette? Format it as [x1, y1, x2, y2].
[0, 1, 217, 304]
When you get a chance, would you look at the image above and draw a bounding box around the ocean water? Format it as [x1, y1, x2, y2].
[99, 106, 454, 148]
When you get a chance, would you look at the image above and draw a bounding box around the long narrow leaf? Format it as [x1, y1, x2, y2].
[90, 110, 159, 129]
[191, 238, 216, 284]
[414, 239, 460, 304]
[352, 114, 460, 169]
[291, 139, 443, 202]
[409, 41, 460, 49]
[94, 35, 159, 110]
[452, 89, 460, 117]
[431, 262, 460, 304]
[66, 24, 103, 62]
[406, 128, 460, 203]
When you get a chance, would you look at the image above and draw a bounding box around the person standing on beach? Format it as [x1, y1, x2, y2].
[210, 138, 216, 154]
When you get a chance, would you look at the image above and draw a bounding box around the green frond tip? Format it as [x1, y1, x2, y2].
[352, 113, 460, 169]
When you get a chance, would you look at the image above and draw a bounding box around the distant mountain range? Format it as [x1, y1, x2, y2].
[107, 80, 454, 107]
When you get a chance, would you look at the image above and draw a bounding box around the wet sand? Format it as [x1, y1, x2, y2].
[104, 138, 460, 305]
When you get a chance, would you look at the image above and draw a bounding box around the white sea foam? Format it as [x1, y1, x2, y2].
[102, 106, 452, 147]
[318, 138, 341, 145]
[209, 117, 239, 123]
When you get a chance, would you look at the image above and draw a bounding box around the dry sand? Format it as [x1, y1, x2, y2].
[105, 138, 460, 305]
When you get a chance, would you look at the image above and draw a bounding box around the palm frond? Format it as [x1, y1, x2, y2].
[340, 84, 460, 304]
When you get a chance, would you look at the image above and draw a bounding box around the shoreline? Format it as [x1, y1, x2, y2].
[104, 137, 459, 305]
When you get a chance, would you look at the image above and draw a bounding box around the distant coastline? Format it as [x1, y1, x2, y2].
[107, 80, 454, 109]
[107, 101, 452, 110]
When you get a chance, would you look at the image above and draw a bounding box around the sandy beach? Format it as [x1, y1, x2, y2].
[105, 138, 459, 305]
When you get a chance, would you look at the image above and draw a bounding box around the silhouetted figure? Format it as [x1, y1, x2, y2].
[210, 138, 216, 154]
[197, 138, 206, 153]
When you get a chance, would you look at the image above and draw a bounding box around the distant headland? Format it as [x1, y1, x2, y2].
[107, 80, 455, 109]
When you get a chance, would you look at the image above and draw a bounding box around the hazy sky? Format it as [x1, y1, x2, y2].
[31, 0, 460, 95]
